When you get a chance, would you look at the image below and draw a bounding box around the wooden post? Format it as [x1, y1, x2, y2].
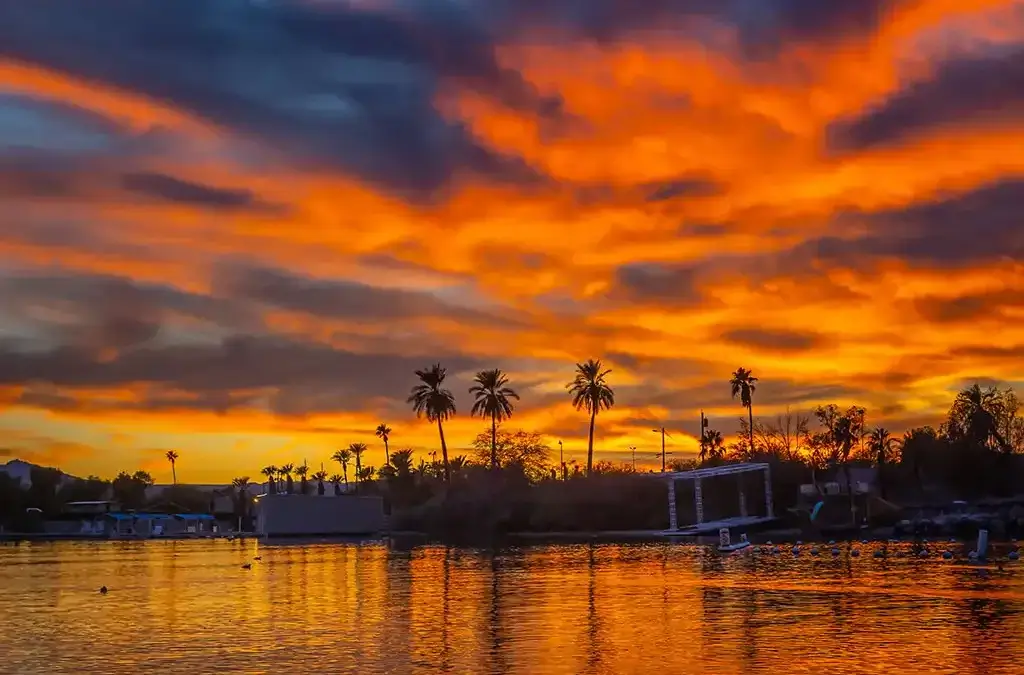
[667, 478, 678, 530]
[695, 478, 704, 524]
[763, 465, 774, 519]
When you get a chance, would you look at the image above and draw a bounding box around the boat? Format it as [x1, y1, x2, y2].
[717, 528, 751, 552]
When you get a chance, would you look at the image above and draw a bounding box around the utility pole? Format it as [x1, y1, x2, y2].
[652, 427, 668, 472]
[700, 410, 707, 460]
[558, 440, 564, 479]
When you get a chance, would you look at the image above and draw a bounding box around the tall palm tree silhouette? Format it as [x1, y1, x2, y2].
[567, 359, 615, 476]
[165, 450, 179, 485]
[730, 367, 758, 454]
[375, 423, 392, 467]
[349, 443, 367, 485]
[331, 449, 351, 488]
[408, 363, 457, 481]
[470, 369, 520, 470]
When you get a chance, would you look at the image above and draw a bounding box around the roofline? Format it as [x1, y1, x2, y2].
[646, 462, 771, 480]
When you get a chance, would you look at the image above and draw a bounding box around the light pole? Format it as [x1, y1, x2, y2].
[629, 445, 637, 472]
[652, 427, 671, 472]
[558, 440, 564, 480]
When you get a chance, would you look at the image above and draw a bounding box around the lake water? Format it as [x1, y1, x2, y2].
[2, 539, 1023, 674]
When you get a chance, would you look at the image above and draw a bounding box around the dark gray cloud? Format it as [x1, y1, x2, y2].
[610, 262, 703, 304]
[829, 47, 1024, 152]
[644, 177, 719, 203]
[0, 271, 261, 350]
[788, 179, 1024, 268]
[720, 327, 824, 352]
[213, 263, 525, 327]
[0, 334, 489, 417]
[120, 172, 285, 213]
[480, 0, 900, 54]
[0, 0, 554, 201]
[913, 290, 1024, 324]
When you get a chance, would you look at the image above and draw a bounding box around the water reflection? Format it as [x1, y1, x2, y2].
[2, 540, 1024, 674]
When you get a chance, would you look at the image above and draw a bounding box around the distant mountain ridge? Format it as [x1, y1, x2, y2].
[0, 459, 80, 488]
[0, 459, 262, 495]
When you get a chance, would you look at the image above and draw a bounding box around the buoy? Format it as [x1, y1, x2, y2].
[99, 586, 108, 594]
[851, 549, 860, 557]
[860, 540, 868, 545]
[772, 546, 780, 555]
[792, 546, 800, 555]
[1009, 551, 1020, 561]
[810, 547, 820, 556]
[831, 548, 840, 556]
[919, 550, 929, 558]
[828, 539, 836, 545]
[766, 540, 773, 546]
[874, 550, 884, 558]
[942, 551, 953, 559]
[796, 540, 803, 545]
[241, 563, 252, 570]
[968, 551, 978, 560]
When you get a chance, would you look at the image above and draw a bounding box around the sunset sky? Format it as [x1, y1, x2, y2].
[0, 0, 1022, 483]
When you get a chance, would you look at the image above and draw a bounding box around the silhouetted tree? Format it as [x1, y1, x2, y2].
[470, 369, 520, 471]
[261, 465, 277, 494]
[375, 423, 392, 467]
[312, 470, 328, 496]
[279, 464, 294, 494]
[296, 462, 310, 495]
[730, 367, 758, 453]
[165, 450, 179, 485]
[332, 449, 351, 488]
[567, 359, 615, 476]
[408, 363, 457, 482]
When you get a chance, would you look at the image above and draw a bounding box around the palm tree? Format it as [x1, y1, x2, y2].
[312, 470, 328, 496]
[279, 464, 294, 494]
[231, 477, 250, 526]
[868, 427, 899, 499]
[261, 465, 277, 494]
[408, 363, 457, 482]
[165, 450, 179, 485]
[470, 369, 520, 471]
[349, 443, 367, 486]
[390, 449, 414, 477]
[295, 462, 310, 495]
[566, 359, 615, 476]
[730, 368, 759, 454]
[375, 423, 392, 467]
[701, 429, 724, 463]
[331, 449, 351, 488]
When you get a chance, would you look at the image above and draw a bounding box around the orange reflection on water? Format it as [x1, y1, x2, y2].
[1, 540, 1023, 674]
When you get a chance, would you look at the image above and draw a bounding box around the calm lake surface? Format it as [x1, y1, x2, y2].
[2, 539, 1023, 674]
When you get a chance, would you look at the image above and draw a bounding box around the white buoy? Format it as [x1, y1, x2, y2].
[828, 539, 836, 545]
[860, 539, 868, 545]
[766, 540, 773, 546]
[977, 529, 989, 559]
[796, 540, 803, 545]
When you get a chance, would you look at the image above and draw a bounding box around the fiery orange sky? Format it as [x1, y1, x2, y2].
[0, 1, 1022, 483]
